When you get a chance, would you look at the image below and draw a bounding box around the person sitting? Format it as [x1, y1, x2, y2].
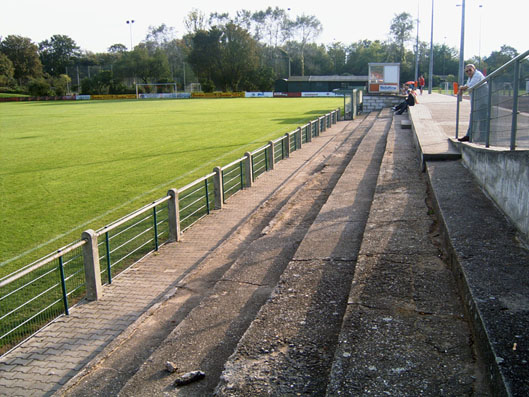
[392, 89, 417, 114]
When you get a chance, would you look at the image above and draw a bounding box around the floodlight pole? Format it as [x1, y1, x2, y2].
[458, 1, 465, 90]
[455, 0, 466, 139]
[126, 20, 135, 51]
[414, 3, 420, 83]
[428, 0, 434, 94]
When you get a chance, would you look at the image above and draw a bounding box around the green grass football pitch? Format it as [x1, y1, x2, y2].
[0, 97, 342, 275]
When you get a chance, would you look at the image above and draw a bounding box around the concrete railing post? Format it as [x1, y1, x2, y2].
[244, 152, 253, 187]
[167, 188, 180, 242]
[352, 89, 358, 119]
[82, 229, 102, 301]
[267, 141, 275, 170]
[296, 127, 302, 149]
[284, 134, 290, 158]
[306, 125, 312, 143]
[213, 166, 223, 210]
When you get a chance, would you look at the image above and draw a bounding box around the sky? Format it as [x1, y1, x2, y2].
[1, 0, 525, 62]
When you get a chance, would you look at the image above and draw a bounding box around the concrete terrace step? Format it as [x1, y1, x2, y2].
[326, 109, 488, 396]
[426, 160, 529, 396]
[55, 114, 378, 396]
[116, 113, 382, 397]
[409, 103, 461, 168]
[214, 111, 393, 395]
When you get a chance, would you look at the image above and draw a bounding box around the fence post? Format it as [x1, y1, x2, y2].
[284, 134, 290, 158]
[296, 127, 302, 149]
[267, 141, 275, 170]
[82, 229, 102, 301]
[352, 90, 357, 119]
[244, 152, 253, 187]
[167, 188, 180, 242]
[306, 125, 312, 143]
[510, 59, 520, 150]
[213, 166, 223, 210]
[485, 84, 493, 148]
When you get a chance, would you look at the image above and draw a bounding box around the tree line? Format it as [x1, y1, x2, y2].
[0, 8, 520, 96]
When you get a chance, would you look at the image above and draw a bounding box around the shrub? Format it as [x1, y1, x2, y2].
[28, 77, 51, 96]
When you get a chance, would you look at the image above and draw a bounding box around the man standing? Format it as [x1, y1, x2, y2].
[418, 75, 425, 95]
[458, 64, 486, 142]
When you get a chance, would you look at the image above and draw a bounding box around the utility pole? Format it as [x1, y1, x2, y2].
[126, 20, 135, 51]
[428, 0, 434, 94]
[414, 2, 420, 84]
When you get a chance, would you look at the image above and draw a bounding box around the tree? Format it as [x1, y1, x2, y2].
[289, 14, 322, 76]
[39, 34, 81, 75]
[327, 42, 347, 75]
[0, 35, 42, 82]
[389, 12, 414, 63]
[184, 9, 208, 34]
[484, 45, 519, 74]
[259, 7, 290, 48]
[50, 74, 71, 95]
[345, 40, 389, 75]
[0, 52, 16, 87]
[145, 24, 176, 48]
[108, 44, 128, 54]
[188, 28, 222, 89]
[243, 66, 275, 91]
[218, 23, 259, 91]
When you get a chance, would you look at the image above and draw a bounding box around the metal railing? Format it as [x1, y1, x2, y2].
[458, 50, 529, 149]
[179, 173, 216, 231]
[0, 240, 86, 355]
[96, 196, 172, 285]
[0, 108, 341, 354]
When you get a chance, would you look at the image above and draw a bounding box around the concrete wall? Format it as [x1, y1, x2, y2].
[363, 94, 402, 112]
[461, 146, 529, 241]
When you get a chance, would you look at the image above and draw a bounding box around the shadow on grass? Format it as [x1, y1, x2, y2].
[0, 143, 256, 176]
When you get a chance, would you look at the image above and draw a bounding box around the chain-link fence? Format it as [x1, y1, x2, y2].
[466, 50, 529, 149]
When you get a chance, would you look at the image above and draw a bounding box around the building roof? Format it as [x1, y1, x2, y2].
[286, 75, 369, 82]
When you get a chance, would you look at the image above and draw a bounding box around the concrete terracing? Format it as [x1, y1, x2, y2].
[0, 95, 527, 396]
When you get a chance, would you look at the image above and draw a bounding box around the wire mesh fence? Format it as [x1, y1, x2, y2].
[251, 146, 269, 181]
[467, 51, 529, 149]
[274, 138, 287, 164]
[0, 242, 85, 355]
[222, 159, 246, 202]
[179, 174, 216, 232]
[97, 201, 170, 285]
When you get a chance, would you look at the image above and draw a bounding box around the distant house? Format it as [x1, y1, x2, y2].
[274, 75, 369, 93]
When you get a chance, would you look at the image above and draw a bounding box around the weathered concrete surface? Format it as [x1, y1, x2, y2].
[325, 114, 489, 396]
[215, 112, 392, 396]
[215, 113, 488, 396]
[408, 96, 461, 167]
[460, 146, 529, 243]
[426, 160, 529, 396]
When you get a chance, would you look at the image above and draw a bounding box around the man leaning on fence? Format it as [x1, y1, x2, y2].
[458, 64, 487, 142]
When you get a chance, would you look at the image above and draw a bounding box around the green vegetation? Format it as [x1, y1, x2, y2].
[0, 97, 342, 275]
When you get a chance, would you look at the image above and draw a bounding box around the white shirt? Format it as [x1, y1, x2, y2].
[466, 69, 485, 89]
